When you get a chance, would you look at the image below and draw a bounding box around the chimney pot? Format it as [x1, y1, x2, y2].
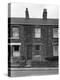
[43, 8, 47, 20]
[25, 8, 29, 19]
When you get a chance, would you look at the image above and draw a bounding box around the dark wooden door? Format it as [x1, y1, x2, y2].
[27, 45, 32, 60]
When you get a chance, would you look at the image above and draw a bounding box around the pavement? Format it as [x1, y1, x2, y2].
[9, 58, 58, 77]
[9, 67, 58, 77]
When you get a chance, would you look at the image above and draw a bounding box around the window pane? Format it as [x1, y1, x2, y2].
[53, 28, 58, 38]
[13, 27, 19, 38]
[35, 45, 40, 50]
[53, 46, 58, 56]
[35, 28, 41, 38]
[13, 45, 20, 57]
[14, 45, 19, 51]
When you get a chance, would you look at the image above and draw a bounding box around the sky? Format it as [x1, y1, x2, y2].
[8, 3, 58, 18]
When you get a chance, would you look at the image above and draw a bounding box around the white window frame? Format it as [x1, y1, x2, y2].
[53, 45, 58, 56]
[9, 43, 21, 57]
[35, 28, 41, 38]
[53, 28, 58, 38]
[12, 27, 19, 39]
[13, 45, 20, 57]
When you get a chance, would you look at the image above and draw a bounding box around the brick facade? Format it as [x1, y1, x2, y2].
[8, 18, 58, 63]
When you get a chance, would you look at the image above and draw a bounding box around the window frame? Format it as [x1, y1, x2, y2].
[13, 45, 20, 57]
[12, 27, 19, 39]
[53, 28, 58, 38]
[14, 45, 19, 51]
[53, 45, 58, 56]
[35, 27, 41, 38]
[35, 45, 40, 50]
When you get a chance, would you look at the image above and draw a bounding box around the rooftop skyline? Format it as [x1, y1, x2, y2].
[8, 3, 58, 19]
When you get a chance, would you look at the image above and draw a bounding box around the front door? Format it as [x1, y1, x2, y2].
[27, 45, 32, 60]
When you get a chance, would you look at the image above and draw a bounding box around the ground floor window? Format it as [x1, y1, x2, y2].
[32, 45, 43, 61]
[13, 45, 20, 57]
[32, 45, 40, 58]
[14, 45, 19, 51]
[53, 45, 58, 56]
[34, 45, 40, 55]
[35, 45, 40, 50]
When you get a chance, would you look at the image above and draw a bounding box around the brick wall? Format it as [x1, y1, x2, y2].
[8, 24, 58, 60]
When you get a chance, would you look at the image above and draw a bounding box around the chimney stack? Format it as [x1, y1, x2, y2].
[43, 9, 47, 20]
[25, 8, 29, 19]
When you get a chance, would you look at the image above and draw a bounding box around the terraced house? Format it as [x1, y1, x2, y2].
[8, 8, 58, 68]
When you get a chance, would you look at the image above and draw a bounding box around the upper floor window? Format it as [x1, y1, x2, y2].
[12, 27, 19, 39]
[53, 45, 58, 56]
[53, 28, 58, 38]
[35, 28, 41, 38]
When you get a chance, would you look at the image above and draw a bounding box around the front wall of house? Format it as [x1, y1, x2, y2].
[8, 24, 58, 61]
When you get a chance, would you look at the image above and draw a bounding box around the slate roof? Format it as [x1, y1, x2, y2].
[8, 18, 58, 25]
